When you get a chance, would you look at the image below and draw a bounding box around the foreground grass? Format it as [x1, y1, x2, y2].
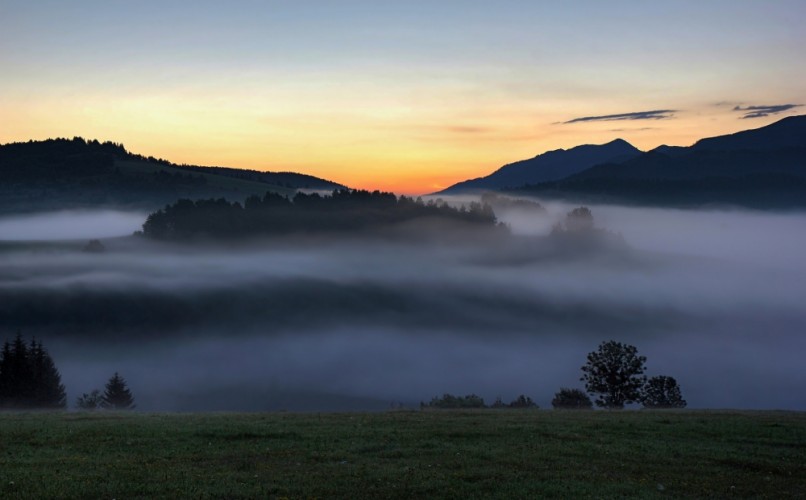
[1, 410, 804, 498]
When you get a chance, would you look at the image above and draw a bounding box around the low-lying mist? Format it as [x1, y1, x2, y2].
[1, 200, 804, 411]
[0, 210, 146, 241]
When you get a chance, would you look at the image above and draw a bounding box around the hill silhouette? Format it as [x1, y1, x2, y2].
[0, 137, 345, 213]
[512, 115, 806, 208]
[437, 139, 641, 194]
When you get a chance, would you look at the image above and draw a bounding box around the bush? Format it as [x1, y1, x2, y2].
[421, 393, 486, 409]
[508, 395, 538, 409]
[551, 388, 593, 409]
[642, 375, 687, 409]
[490, 396, 507, 408]
[76, 389, 102, 410]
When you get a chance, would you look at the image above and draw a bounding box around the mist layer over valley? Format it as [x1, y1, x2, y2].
[1, 201, 804, 411]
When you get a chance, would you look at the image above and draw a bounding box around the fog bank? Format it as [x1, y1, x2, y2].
[0, 210, 145, 241]
[1, 202, 804, 411]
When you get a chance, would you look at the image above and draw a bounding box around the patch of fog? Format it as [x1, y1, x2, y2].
[0, 210, 146, 241]
[501, 199, 806, 271]
[54, 326, 806, 412]
[2, 204, 806, 411]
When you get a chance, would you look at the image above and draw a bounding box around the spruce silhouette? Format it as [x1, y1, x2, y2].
[0, 334, 66, 409]
[101, 372, 135, 410]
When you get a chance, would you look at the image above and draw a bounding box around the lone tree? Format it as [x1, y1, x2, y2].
[551, 388, 593, 409]
[101, 372, 135, 410]
[0, 334, 66, 409]
[642, 375, 687, 409]
[581, 340, 646, 409]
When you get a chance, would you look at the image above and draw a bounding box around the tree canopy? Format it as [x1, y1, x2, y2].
[141, 190, 498, 240]
[580, 340, 647, 409]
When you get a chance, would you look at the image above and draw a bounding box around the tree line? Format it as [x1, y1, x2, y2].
[422, 340, 686, 410]
[0, 334, 134, 411]
[140, 189, 498, 240]
[3, 335, 682, 412]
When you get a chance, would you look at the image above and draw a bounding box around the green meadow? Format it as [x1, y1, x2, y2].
[1, 410, 804, 498]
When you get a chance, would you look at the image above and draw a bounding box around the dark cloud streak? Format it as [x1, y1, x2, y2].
[563, 110, 677, 124]
[608, 127, 657, 132]
[733, 104, 802, 119]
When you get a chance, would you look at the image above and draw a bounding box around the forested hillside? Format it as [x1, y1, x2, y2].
[0, 137, 345, 213]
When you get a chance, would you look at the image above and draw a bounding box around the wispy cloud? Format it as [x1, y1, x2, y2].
[609, 127, 657, 132]
[733, 104, 802, 119]
[563, 110, 677, 124]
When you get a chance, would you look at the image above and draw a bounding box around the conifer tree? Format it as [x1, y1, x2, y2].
[101, 372, 135, 410]
[29, 339, 67, 408]
[0, 340, 13, 403]
[0, 334, 66, 409]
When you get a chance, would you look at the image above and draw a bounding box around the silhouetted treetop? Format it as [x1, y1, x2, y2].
[0, 334, 66, 409]
[581, 340, 647, 409]
[101, 372, 135, 410]
[140, 190, 498, 240]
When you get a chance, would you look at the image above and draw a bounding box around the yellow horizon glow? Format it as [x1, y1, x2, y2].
[0, 88, 800, 195]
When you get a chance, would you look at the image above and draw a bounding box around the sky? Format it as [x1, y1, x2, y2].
[1, 1, 804, 194]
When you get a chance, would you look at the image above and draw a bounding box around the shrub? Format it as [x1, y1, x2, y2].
[421, 393, 486, 409]
[508, 395, 538, 409]
[551, 388, 593, 409]
[76, 389, 102, 410]
[642, 375, 687, 409]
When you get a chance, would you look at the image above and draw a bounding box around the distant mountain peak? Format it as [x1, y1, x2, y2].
[606, 138, 633, 147]
[437, 138, 640, 194]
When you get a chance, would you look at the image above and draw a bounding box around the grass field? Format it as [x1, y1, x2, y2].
[1, 410, 804, 498]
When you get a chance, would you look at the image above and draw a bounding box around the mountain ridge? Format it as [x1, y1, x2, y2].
[513, 115, 806, 208]
[436, 138, 641, 194]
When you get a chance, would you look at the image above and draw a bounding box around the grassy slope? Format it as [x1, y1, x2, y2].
[114, 160, 297, 198]
[1, 410, 804, 498]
